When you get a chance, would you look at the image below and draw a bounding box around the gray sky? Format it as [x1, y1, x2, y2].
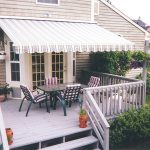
[110, 0, 150, 25]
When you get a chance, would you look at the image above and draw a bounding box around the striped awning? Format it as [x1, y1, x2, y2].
[0, 18, 134, 53]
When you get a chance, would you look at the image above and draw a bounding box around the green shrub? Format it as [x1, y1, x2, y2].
[109, 105, 150, 149]
[90, 50, 148, 76]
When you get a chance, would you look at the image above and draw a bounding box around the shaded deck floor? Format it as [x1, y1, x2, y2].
[1, 99, 91, 149]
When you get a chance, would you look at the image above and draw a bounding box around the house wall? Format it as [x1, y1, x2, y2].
[0, 60, 6, 84]
[0, 0, 91, 21]
[0, 30, 6, 84]
[76, 52, 90, 81]
[76, 0, 146, 80]
[95, 1, 145, 50]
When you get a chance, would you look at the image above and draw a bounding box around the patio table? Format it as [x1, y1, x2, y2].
[37, 83, 87, 109]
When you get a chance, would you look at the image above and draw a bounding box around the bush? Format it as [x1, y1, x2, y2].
[90, 50, 148, 76]
[109, 105, 150, 149]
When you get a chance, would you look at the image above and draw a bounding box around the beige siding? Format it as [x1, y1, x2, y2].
[0, 60, 6, 84]
[76, 52, 90, 81]
[0, 30, 6, 84]
[96, 1, 145, 50]
[0, 0, 91, 21]
[126, 68, 143, 78]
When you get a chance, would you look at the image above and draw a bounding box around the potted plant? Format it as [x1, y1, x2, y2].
[79, 108, 88, 128]
[0, 83, 13, 102]
[5, 128, 13, 145]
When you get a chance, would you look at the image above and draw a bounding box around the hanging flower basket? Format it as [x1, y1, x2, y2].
[0, 52, 6, 60]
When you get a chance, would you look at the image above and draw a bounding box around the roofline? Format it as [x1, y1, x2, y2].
[0, 15, 96, 24]
[99, 0, 150, 36]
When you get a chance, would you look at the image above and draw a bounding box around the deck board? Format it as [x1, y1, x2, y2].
[1, 99, 90, 149]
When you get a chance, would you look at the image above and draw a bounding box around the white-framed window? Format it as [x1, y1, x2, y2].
[10, 42, 20, 81]
[36, 0, 59, 5]
[94, 0, 99, 15]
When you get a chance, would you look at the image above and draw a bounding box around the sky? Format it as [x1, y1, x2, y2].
[110, 0, 150, 25]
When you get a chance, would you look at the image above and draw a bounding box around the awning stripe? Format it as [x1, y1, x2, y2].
[0, 18, 134, 53]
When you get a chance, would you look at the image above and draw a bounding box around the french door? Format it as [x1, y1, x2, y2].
[51, 52, 65, 83]
[32, 53, 45, 89]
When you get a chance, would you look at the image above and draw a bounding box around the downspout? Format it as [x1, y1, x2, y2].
[91, 0, 95, 22]
[143, 40, 149, 104]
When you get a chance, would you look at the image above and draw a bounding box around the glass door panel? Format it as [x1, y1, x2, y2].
[52, 52, 64, 83]
[32, 53, 45, 89]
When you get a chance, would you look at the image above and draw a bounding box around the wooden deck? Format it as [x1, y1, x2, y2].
[1, 98, 91, 149]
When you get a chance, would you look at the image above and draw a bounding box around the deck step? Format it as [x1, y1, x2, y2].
[41, 136, 98, 150]
[10, 126, 92, 149]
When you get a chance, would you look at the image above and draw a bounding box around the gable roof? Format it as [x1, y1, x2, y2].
[99, 0, 150, 36]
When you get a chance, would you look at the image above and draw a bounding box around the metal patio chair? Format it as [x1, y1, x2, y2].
[19, 85, 49, 117]
[55, 84, 82, 116]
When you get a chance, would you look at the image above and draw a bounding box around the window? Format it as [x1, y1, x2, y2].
[10, 42, 20, 81]
[37, 0, 58, 4]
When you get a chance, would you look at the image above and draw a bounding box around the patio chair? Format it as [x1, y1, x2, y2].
[88, 76, 100, 87]
[19, 85, 49, 117]
[45, 77, 58, 85]
[55, 84, 82, 116]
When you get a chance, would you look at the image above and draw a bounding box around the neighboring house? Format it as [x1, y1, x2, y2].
[0, 0, 147, 98]
[76, 0, 150, 80]
[133, 17, 150, 33]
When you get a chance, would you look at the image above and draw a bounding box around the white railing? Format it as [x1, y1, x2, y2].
[84, 91, 110, 150]
[0, 106, 9, 150]
[83, 80, 145, 150]
[99, 73, 139, 86]
[84, 81, 145, 117]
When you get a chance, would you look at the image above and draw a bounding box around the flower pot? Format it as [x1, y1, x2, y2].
[79, 115, 88, 128]
[0, 95, 5, 102]
[6, 128, 13, 145]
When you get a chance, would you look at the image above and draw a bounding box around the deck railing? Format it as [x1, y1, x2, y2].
[80, 70, 139, 86]
[82, 71, 146, 149]
[84, 81, 145, 117]
[84, 91, 110, 150]
[0, 106, 9, 150]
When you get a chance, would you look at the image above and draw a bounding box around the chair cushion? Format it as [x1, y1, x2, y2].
[88, 76, 100, 87]
[34, 93, 47, 102]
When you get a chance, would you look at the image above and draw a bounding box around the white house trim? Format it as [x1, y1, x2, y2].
[0, 15, 95, 24]
[91, 0, 95, 22]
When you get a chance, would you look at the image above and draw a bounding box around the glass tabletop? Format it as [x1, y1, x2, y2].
[37, 83, 87, 92]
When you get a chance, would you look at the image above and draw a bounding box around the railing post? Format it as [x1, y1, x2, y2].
[104, 128, 109, 150]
